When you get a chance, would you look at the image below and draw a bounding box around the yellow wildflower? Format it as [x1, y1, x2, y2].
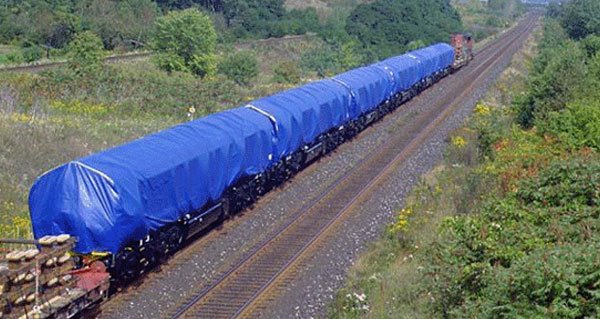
[451, 136, 467, 148]
[474, 103, 491, 116]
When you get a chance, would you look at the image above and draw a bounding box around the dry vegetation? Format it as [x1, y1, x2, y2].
[285, 0, 371, 18]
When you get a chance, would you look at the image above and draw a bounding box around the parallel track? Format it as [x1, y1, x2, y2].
[165, 15, 538, 319]
[0, 52, 151, 73]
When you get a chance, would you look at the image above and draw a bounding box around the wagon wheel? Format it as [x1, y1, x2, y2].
[160, 225, 185, 255]
[114, 247, 142, 282]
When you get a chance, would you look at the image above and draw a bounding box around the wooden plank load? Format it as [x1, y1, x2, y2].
[0, 235, 77, 319]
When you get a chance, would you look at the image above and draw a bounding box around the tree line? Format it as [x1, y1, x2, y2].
[0, 0, 467, 80]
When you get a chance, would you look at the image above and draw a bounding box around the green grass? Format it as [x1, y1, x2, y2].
[0, 45, 21, 65]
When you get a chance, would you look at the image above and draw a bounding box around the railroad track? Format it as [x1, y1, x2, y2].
[0, 52, 151, 73]
[166, 14, 539, 319]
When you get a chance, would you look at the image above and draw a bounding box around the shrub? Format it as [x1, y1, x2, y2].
[561, 0, 600, 40]
[218, 51, 259, 85]
[517, 156, 600, 208]
[66, 31, 105, 76]
[300, 45, 340, 77]
[459, 244, 600, 318]
[581, 34, 600, 57]
[427, 156, 600, 317]
[542, 100, 600, 151]
[515, 39, 587, 128]
[22, 45, 44, 62]
[273, 60, 301, 84]
[346, 0, 462, 59]
[151, 8, 217, 78]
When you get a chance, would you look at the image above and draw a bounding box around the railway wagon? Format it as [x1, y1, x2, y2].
[27, 39, 467, 291]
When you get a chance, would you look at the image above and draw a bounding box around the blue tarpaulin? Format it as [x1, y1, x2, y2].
[377, 56, 421, 92]
[30, 108, 276, 254]
[29, 42, 457, 255]
[408, 43, 454, 76]
[333, 67, 393, 114]
[297, 80, 352, 128]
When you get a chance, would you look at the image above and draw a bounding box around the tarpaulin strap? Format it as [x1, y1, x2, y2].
[375, 65, 396, 97]
[36, 161, 114, 185]
[73, 161, 115, 185]
[331, 78, 358, 114]
[245, 104, 279, 134]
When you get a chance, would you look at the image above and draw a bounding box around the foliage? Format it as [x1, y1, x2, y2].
[66, 31, 105, 76]
[218, 50, 258, 85]
[561, 0, 600, 40]
[429, 156, 600, 317]
[300, 40, 365, 77]
[155, 0, 321, 39]
[76, 0, 160, 49]
[346, 0, 463, 59]
[0, 0, 159, 52]
[543, 100, 600, 151]
[514, 21, 587, 128]
[22, 45, 44, 63]
[151, 8, 218, 77]
[272, 60, 301, 84]
[581, 34, 600, 57]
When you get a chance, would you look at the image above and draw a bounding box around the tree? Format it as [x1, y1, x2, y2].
[76, 0, 160, 49]
[346, 0, 463, 59]
[561, 0, 600, 40]
[151, 8, 217, 77]
[218, 50, 259, 85]
[66, 31, 105, 76]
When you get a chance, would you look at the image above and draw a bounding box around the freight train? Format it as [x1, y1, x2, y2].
[1, 34, 473, 319]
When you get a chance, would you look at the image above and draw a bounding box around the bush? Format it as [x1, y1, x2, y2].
[515, 38, 587, 128]
[151, 8, 217, 78]
[346, 0, 463, 59]
[300, 45, 340, 77]
[218, 51, 259, 85]
[22, 45, 44, 62]
[66, 31, 105, 76]
[542, 100, 600, 151]
[300, 41, 364, 77]
[460, 244, 600, 318]
[427, 156, 600, 317]
[581, 34, 600, 57]
[561, 0, 600, 40]
[273, 60, 301, 84]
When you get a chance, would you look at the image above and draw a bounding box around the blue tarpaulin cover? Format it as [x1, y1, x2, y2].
[408, 43, 454, 76]
[297, 80, 352, 129]
[29, 108, 276, 254]
[377, 56, 421, 93]
[251, 90, 318, 159]
[333, 67, 394, 114]
[29, 42, 456, 255]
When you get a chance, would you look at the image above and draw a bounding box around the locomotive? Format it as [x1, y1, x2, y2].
[2, 35, 472, 318]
